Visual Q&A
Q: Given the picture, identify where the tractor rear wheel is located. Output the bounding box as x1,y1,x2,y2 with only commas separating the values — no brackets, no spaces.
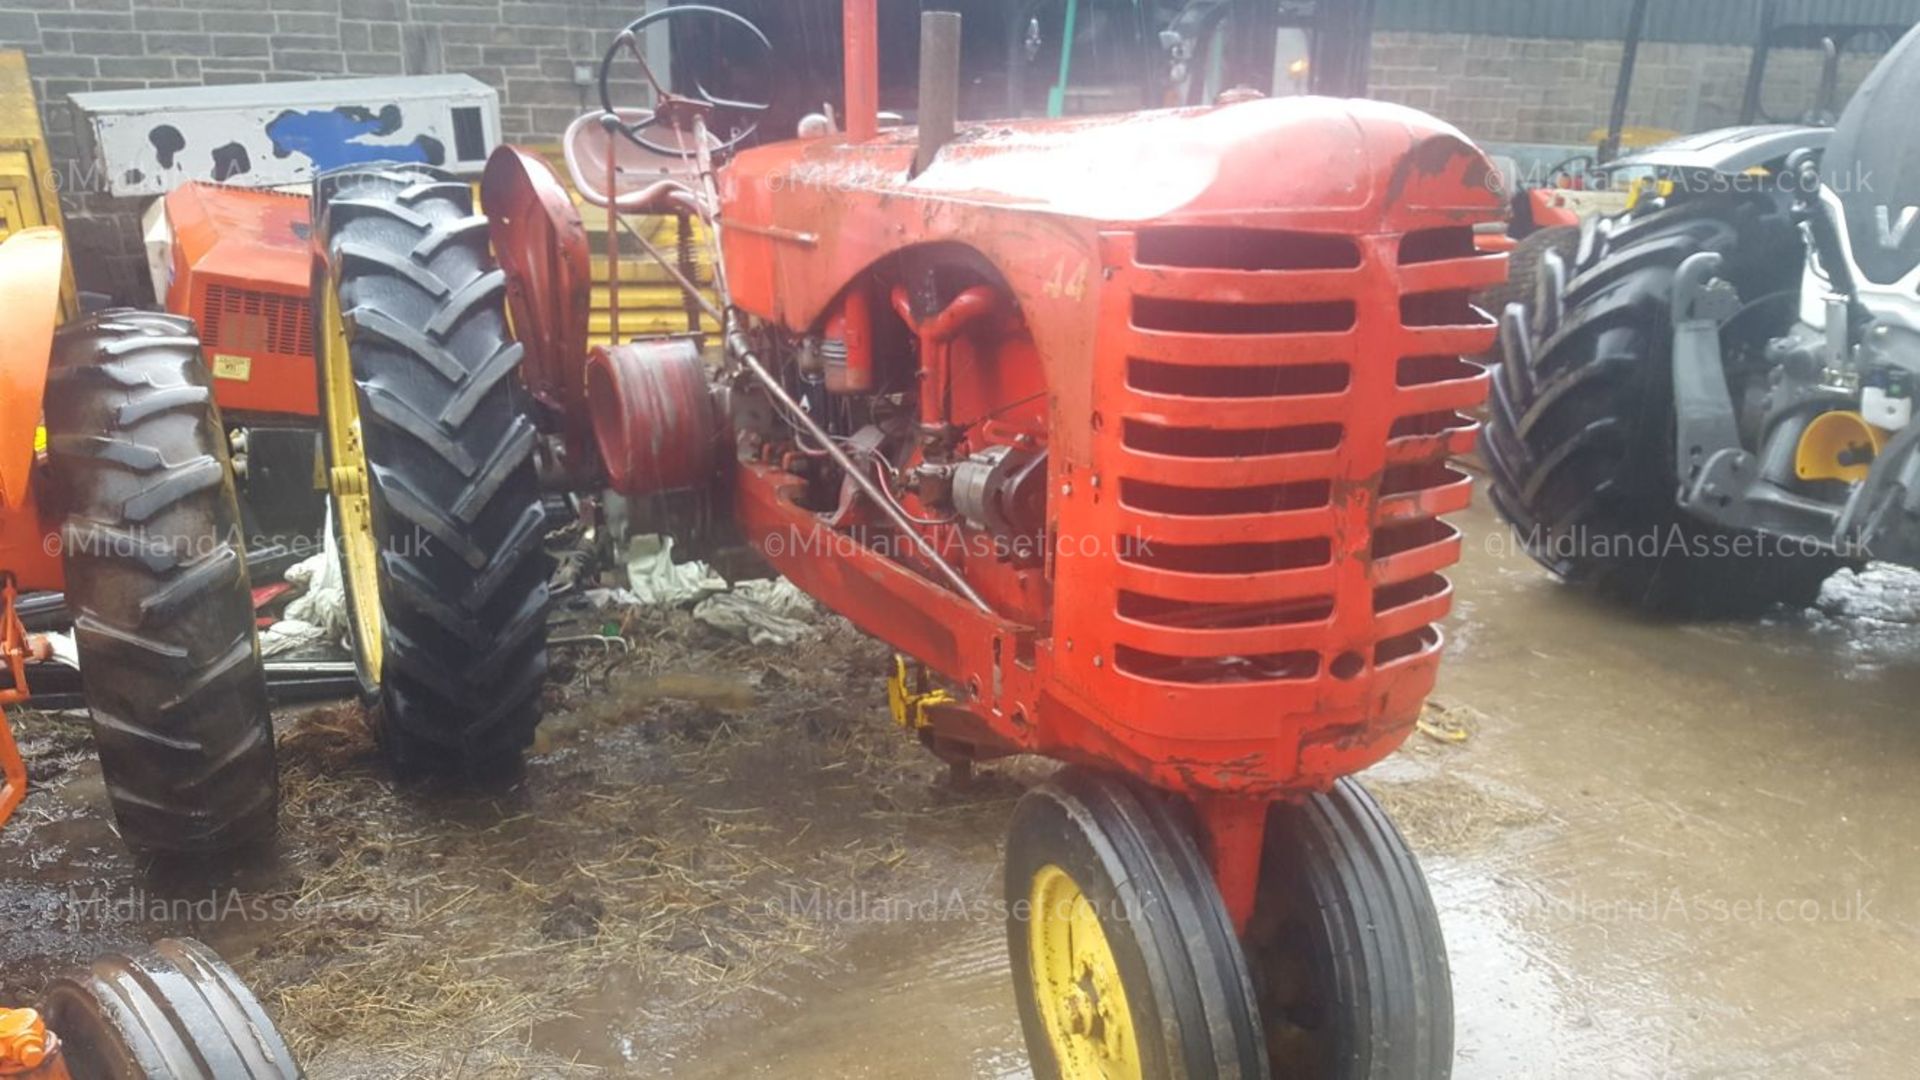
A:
1482,194,1842,616
42,311,277,855
40,937,297,1078
1475,224,1578,342
1245,778,1452,1079
313,165,550,777
1006,768,1268,1079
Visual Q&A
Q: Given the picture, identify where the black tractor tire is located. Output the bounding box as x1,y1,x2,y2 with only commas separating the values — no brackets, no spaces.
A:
1474,225,1579,348
42,311,277,856
313,165,550,776
1006,768,1268,1079
1246,778,1452,1080
40,937,298,1078
1482,194,1843,617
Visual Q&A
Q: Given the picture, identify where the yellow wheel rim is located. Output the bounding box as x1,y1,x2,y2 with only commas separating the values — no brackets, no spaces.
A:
1028,864,1143,1080
318,276,384,684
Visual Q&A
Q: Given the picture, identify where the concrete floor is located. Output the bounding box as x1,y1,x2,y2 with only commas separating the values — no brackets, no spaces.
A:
660,502,1920,1079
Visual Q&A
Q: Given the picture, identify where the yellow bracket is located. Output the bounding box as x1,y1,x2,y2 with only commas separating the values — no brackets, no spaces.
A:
1797,410,1887,484
887,656,953,731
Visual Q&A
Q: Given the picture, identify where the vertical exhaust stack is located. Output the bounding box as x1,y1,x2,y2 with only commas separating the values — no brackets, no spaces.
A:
844,0,879,141
915,11,963,175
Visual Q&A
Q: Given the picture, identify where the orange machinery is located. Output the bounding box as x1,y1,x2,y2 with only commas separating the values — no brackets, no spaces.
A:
161,183,318,418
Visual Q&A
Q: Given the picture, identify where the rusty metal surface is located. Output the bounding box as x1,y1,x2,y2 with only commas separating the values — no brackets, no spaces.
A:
721,96,1505,799
483,146,597,483
0,578,31,832
842,0,879,143
586,338,720,497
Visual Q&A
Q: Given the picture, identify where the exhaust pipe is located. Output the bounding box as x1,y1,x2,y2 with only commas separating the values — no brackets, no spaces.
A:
915,11,963,175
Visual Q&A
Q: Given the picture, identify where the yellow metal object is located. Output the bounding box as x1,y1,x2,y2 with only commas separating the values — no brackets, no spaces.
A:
1589,125,1682,152
1796,410,1887,483
0,1008,52,1072
583,219,722,344
887,656,954,730
318,279,384,684
1028,864,1143,1080
1624,176,1677,211
0,51,76,322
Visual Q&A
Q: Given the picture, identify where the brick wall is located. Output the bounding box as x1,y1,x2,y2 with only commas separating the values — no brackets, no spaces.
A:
1369,30,1882,146
2,0,639,300
0,10,1899,302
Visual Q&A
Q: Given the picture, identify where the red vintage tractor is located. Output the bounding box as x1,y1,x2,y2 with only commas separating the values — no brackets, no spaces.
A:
312,3,1503,1074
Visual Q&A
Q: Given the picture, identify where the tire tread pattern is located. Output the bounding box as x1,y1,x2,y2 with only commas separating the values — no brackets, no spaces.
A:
315,164,550,773
1481,194,1841,616
40,937,298,1078
43,311,277,855
1255,777,1452,1079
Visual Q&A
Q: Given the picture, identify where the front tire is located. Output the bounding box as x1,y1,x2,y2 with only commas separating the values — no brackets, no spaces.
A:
313,165,550,776
1482,194,1841,616
1006,769,1268,1079
43,312,277,855
1246,778,1452,1079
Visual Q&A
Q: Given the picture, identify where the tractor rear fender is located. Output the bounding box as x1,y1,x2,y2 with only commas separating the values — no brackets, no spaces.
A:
481,145,594,482
0,228,64,511
1613,123,1831,177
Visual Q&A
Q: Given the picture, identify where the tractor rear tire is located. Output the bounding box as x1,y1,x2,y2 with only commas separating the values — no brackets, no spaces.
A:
42,312,277,856
1474,225,1578,344
313,165,550,777
40,937,297,1078
1246,778,1452,1079
1482,195,1842,617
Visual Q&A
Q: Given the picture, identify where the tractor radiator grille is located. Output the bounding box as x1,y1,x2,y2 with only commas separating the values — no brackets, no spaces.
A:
201,283,314,360
1094,225,1500,687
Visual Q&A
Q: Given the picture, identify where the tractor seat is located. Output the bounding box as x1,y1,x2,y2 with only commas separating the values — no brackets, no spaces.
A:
563,109,716,214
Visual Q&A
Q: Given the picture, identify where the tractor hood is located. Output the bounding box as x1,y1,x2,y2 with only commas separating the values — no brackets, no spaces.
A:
719,95,1501,330
0,228,64,510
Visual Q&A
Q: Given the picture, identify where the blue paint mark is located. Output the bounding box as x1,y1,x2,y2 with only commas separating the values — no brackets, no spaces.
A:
266,106,444,170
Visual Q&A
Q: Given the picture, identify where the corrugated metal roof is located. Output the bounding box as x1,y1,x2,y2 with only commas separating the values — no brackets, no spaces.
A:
1374,0,1920,43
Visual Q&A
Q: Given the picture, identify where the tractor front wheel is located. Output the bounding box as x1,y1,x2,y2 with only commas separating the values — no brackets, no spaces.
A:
1245,778,1453,1078
1006,769,1268,1079
1006,772,1453,1079
39,937,297,1078
312,164,551,778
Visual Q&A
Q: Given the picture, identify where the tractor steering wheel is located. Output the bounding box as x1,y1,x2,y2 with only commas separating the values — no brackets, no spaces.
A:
1545,153,1598,188
597,4,772,158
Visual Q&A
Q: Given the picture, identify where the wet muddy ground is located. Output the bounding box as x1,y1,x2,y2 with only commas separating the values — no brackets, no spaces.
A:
4,501,1918,1077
